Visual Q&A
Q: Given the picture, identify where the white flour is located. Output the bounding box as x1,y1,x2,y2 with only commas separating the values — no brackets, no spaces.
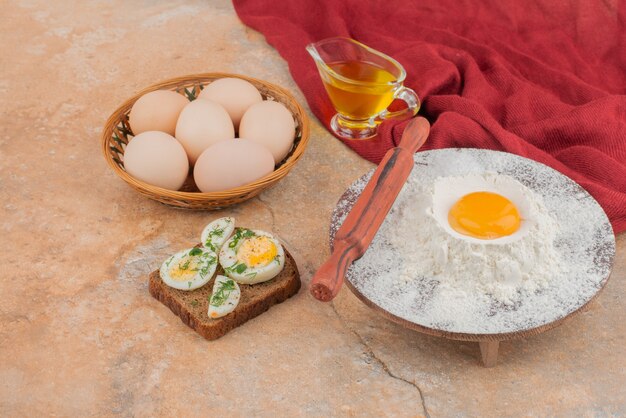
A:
392,173,561,305
331,149,615,334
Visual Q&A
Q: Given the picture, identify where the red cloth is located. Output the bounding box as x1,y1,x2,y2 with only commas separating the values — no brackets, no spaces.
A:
233,0,626,233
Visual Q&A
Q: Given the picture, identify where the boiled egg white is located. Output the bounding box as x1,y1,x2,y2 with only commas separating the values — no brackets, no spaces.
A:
160,247,217,290
208,275,241,319
431,173,533,245
219,228,285,284
201,217,236,252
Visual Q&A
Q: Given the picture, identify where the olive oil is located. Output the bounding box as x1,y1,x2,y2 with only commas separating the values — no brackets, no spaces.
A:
307,37,419,139
322,60,397,120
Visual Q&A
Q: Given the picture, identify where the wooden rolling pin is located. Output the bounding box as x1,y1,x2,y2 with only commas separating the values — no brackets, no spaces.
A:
310,117,431,302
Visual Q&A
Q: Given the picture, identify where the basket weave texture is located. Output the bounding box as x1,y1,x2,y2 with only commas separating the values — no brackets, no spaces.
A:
101,73,310,209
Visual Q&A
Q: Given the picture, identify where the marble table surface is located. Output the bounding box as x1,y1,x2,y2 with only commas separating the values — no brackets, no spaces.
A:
1,1,624,416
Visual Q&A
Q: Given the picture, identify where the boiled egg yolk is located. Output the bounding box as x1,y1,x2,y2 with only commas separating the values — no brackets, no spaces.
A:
169,256,200,281
236,236,277,267
448,192,521,239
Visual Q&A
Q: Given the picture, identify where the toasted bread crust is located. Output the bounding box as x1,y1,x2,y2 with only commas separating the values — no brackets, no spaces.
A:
149,248,300,340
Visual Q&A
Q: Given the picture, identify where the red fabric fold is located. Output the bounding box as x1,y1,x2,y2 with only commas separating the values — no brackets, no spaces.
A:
233,0,626,233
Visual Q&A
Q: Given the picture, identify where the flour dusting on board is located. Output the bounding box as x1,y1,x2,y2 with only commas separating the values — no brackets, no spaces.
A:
330,149,615,335
392,172,561,305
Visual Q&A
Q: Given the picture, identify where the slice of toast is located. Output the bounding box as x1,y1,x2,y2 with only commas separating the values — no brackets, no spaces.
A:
149,247,300,340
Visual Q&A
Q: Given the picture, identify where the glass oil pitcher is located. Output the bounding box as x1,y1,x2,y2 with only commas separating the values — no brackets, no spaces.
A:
306,37,420,140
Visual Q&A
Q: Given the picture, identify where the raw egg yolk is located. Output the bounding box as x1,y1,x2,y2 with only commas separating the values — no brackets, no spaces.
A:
448,192,521,239
236,236,277,267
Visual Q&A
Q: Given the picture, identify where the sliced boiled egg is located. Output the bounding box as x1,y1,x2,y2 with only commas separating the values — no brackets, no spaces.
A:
431,173,532,244
160,247,217,290
208,275,241,318
201,217,235,252
219,228,285,284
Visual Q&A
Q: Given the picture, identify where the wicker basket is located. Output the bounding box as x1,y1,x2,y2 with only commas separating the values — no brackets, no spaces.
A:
101,73,310,209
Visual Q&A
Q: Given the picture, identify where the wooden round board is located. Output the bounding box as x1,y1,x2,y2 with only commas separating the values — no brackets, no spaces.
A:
330,149,615,356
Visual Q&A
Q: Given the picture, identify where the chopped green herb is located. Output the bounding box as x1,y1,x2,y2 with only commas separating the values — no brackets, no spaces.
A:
210,227,224,237
189,247,203,256
179,258,191,270
188,281,192,288
204,227,226,251
228,228,256,248
200,251,214,260
184,87,196,101
190,300,199,307
199,255,217,278
224,262,248,275
210,279,237,307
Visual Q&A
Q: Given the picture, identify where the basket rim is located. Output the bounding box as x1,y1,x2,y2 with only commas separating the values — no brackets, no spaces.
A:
100,72,310,200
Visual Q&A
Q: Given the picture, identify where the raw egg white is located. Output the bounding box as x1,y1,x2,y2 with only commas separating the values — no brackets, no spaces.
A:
431,173,532,245
239,100,296,164
160,247,218,290
123,131,189,191
198,78,263,130
128,90,188,136
201,217,235,252
175,99,235,165
219,228,285,284
193,139,275,193
208,275,241,318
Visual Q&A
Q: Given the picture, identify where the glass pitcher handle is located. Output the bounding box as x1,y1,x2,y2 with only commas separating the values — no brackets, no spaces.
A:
378,86,420,122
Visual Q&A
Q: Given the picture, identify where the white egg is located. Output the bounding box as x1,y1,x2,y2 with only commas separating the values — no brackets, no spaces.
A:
208,275,241,319
129,90,188,136
200,217,235,252
123,131,189,191
239,100,296,164
160,247,217,290
198,78,263,130
193,138,275,193
431,173,533,245
175,99,235,165
219,228,285,284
